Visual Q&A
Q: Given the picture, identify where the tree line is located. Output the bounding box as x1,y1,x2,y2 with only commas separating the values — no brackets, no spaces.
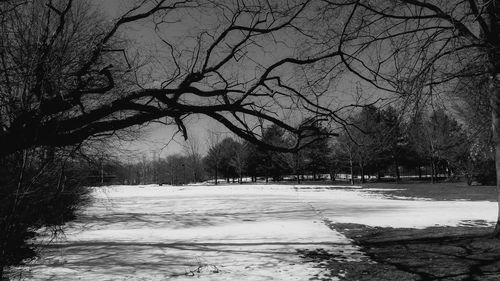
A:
102,105,493,186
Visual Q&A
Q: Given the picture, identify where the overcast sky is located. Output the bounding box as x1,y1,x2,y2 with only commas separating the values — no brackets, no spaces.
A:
88,0,378,161
89,0,224,159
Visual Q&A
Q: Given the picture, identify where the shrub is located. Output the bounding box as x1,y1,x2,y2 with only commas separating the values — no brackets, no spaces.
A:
0,148,92,279
473,159,496,186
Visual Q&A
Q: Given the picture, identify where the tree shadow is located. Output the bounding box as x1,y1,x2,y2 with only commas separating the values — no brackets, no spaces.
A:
20,240,354,280
330,223,500,280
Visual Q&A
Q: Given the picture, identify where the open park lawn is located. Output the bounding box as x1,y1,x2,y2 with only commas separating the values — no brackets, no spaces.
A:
307,182,500,280
358,181,497,202
8,182,500,280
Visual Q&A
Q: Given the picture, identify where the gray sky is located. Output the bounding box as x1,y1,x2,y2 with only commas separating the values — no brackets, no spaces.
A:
90,0,216,159
89,0,377,161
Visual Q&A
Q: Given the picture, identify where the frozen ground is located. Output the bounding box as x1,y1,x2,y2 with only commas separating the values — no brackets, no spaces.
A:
15,184,497,280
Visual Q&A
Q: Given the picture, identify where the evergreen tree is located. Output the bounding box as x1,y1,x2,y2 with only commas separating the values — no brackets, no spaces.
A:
301,124,332,180
259,125,292,182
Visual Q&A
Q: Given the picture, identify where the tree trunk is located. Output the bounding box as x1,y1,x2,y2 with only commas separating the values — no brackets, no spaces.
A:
295,153,300,184
265,167,268,183
430,159,435,184
215,168,218,185
360,163,365,184
490,75,500,236
349,157,354,185
100,160,104,186
330,171,336,182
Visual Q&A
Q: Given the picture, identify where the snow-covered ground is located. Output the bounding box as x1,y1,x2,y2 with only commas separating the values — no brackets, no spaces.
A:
15,184,497,280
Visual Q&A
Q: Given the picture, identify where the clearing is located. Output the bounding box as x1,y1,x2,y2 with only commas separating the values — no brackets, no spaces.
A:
10,183,498,280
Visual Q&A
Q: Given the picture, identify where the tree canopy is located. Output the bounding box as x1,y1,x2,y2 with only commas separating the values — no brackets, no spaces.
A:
0,0,349,158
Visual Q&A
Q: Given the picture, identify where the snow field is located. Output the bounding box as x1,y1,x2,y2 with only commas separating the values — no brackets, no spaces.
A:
19,184,497,280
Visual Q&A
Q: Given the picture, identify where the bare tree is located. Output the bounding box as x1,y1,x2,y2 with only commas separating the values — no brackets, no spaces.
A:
315,0,500,235
183,136,203,182
204,131,223,184
229,137,247,184
0,5,357,265
0,0,351,160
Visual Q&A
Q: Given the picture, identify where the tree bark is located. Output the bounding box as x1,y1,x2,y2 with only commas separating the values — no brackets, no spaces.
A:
490,76,500,236
485,0,500,236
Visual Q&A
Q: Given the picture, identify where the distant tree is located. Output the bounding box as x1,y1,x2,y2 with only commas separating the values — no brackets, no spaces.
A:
409,109,469,183
327,139,343,182
333,105,413,183
291,150,304,183
157,154,189,185
204,132,223,184
287,120,332,182
243,142,261,182
218,137,240,183
349,106,383,183
378,106,407,182
183,137,204,183
229,139,247,184
301,124,332,180
332,132,356,184
203,136,246,183
259,125,292,182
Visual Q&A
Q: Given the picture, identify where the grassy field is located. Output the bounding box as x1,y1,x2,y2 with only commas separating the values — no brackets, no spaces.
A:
233,180,497,201
284,180,497,201
359,182,497,202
